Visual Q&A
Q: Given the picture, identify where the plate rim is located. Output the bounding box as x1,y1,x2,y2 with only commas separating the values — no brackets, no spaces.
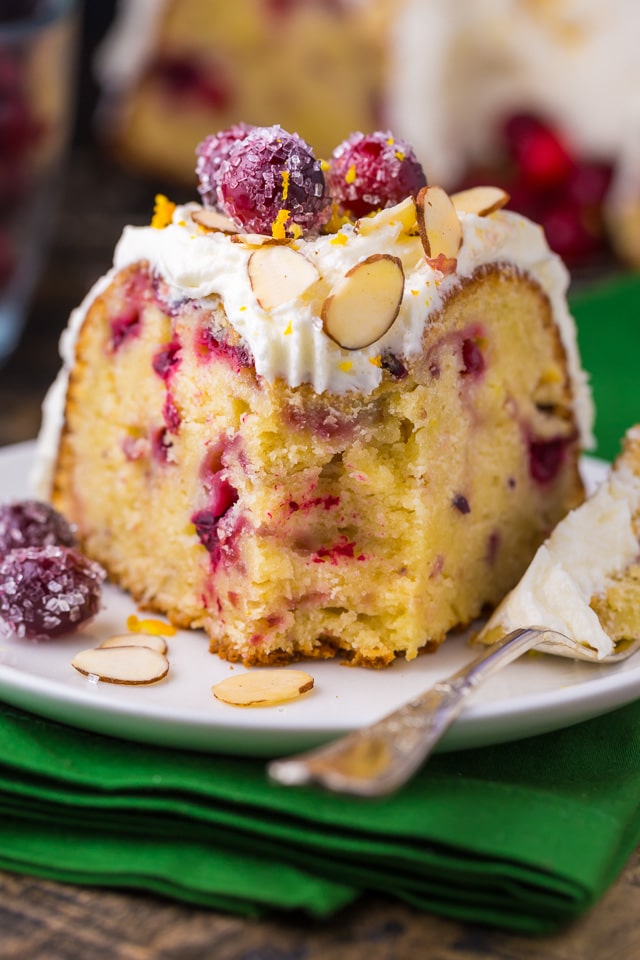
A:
1,441,638,758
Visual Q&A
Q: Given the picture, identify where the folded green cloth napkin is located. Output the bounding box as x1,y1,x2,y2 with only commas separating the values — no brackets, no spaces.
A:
571,270,640,461
3,696,640,934
1,273,640,934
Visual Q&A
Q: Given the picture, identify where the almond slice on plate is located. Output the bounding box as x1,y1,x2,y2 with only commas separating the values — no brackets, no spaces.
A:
450,185,510,217
191,209,240,233
212,669,314,706
322,254,404,350
248,245,319,310
356,196,418,236
416,185,463,259
99,633,168,655
71,646,169,685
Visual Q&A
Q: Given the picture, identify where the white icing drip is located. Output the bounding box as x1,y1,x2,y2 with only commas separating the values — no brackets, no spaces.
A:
483,454,640,657
34,201,594,494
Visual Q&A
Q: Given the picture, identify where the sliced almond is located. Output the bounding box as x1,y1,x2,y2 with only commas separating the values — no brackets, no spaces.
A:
450,185,510,217
71,646,169,685
248,245,319,310
99,633,168,655
322,254,404,350
232,233,289,247
191,209,240,233
416,185,463,260
212,669,314,706
356,196,418,236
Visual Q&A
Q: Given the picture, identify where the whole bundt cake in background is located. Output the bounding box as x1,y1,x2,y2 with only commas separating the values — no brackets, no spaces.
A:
36,124,592,666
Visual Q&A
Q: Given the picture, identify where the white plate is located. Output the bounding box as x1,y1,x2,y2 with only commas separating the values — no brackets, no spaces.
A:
0,441,637,758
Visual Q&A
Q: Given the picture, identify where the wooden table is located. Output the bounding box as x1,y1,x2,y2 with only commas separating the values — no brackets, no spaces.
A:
1,147,639,960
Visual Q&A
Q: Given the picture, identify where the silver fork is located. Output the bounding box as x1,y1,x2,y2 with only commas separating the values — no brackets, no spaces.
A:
268,627,640,797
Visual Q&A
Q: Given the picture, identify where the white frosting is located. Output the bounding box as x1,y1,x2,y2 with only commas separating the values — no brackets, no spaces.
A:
484,451,640,657
34,200,594,494
388,0,640,186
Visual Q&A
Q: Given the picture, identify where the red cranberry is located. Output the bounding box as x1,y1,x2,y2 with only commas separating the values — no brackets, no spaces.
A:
162,394,182,433
0,232,15,291
503,114,575,190
461,338,485,376
328,130,427,219
196,324,253,370
152,340,181,380
154,56,232,112
0,545,105,640
217,125,331,236
110,307,141,352
452,494,471,514
196,123,254,209
567,161,613,209
380,352,408,379
539,202,600,264
0,500,76,560
529,437,569,484
191,489,238,563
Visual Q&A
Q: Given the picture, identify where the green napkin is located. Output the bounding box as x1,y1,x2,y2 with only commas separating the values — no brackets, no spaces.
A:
1,273,640,933
571,272,640,461
2,696,640,934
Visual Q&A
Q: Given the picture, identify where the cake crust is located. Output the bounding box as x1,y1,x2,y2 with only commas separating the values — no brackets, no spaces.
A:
51,258,584,667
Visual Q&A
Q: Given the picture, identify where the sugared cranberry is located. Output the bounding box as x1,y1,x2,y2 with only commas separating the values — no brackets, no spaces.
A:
529,437,569,484
328,130,427,219
196,123,254,209
503,114,575,190
0,545,105,640
216,124,331,236
0,500,76,560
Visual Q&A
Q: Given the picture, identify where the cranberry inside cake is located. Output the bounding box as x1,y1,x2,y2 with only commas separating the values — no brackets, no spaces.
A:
50,255,584,666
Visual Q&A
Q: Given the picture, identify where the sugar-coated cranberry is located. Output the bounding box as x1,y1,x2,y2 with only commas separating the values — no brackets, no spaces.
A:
0,545,105,640
328,130,427,219
0,500,76,560
216,124,331,236
196,123,254,208
503,114,575,189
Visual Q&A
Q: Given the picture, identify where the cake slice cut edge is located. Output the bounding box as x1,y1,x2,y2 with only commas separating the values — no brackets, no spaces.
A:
479,426,640,659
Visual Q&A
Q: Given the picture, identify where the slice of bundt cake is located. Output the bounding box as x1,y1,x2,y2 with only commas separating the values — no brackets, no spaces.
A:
36,126,592,667
479,426,640,657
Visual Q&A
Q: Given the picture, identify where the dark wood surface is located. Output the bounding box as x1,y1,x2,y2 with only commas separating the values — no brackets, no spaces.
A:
1,147,639,959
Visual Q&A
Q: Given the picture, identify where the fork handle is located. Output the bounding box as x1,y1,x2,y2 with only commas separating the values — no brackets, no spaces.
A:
268,627,546,797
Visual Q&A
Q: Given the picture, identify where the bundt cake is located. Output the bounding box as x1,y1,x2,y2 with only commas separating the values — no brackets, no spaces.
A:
480,426,640,657
36,125,593,667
